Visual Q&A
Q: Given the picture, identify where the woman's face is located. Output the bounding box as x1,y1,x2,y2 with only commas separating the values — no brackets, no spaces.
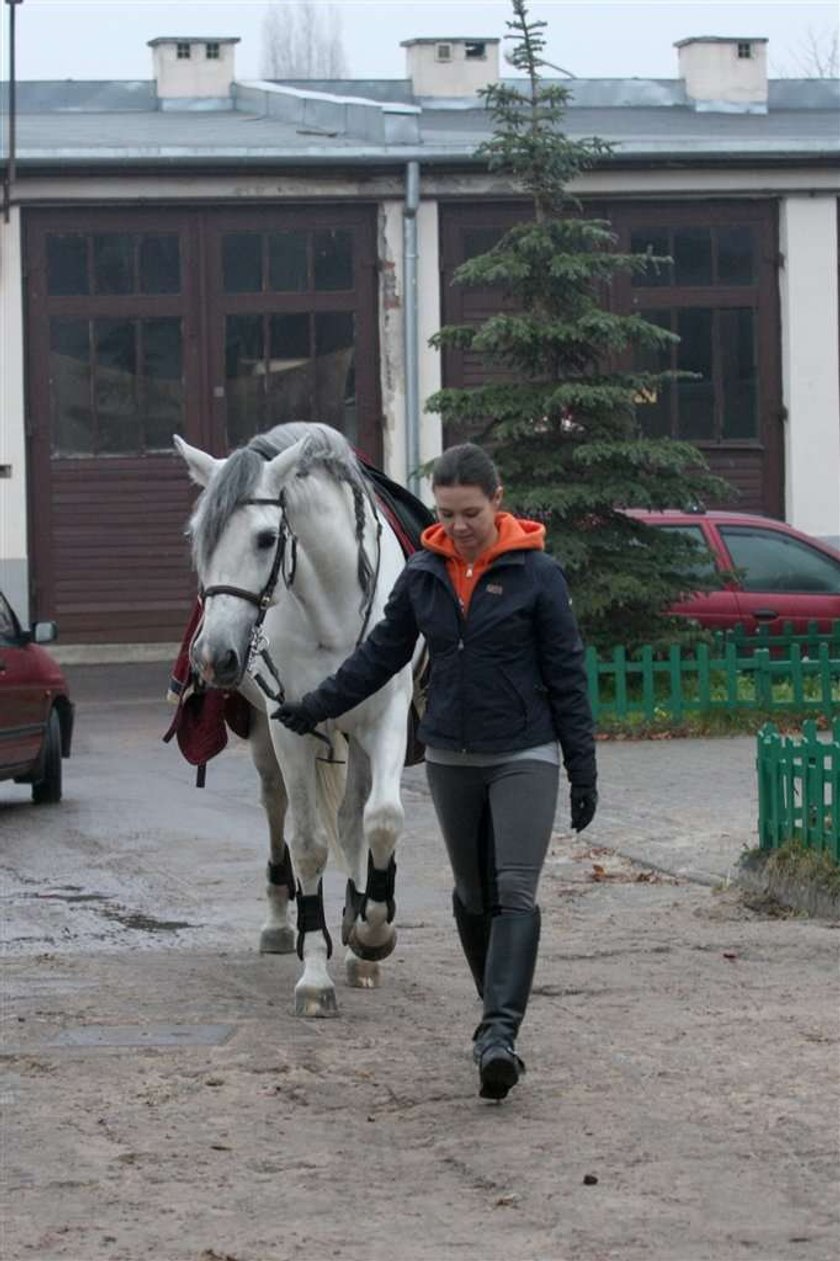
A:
433,482,503,561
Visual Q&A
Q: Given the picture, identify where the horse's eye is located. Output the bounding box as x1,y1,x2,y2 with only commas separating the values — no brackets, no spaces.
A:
256,530,276,551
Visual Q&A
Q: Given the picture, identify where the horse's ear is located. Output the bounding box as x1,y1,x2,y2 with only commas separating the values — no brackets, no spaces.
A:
173,435,225,488
264,438,308,490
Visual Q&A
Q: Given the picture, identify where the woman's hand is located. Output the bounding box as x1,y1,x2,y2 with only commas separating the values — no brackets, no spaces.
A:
273,699,320,735
570,784,598,832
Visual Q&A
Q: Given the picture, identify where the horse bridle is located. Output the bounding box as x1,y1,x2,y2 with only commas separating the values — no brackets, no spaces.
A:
196,477,382,758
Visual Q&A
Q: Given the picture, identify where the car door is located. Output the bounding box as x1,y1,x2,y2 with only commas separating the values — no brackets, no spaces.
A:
0,593,47,774
716,525,840,633
654,523,743,631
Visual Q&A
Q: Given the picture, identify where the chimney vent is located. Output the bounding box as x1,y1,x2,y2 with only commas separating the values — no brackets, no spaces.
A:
676,36,768,113
148,36,240,108
402,37,500,97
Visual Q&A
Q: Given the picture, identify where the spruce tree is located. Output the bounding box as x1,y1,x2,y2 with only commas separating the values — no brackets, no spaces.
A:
426,0,732,651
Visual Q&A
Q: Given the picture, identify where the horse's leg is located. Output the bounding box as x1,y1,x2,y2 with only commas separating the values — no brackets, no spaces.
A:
338,738,381,989
345,700,408,963
279,740,342,1017
248,705,295,955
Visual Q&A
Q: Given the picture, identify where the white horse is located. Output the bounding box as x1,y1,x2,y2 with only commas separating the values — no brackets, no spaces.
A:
175,423,415,1017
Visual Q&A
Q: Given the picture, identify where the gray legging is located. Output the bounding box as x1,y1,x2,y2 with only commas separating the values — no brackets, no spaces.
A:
425,760,560,916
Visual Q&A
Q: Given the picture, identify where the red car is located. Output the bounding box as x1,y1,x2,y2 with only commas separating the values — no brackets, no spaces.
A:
628,510,840,633
0,590,74,803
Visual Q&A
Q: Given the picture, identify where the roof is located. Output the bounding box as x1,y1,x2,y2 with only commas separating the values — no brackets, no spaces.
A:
147,37,240,46
1,74,837,171
673,36,768,47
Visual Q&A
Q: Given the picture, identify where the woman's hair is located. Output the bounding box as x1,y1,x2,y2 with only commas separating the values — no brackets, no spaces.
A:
430,443,500,498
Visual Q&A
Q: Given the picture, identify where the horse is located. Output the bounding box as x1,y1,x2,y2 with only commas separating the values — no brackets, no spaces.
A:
174,423,416,1017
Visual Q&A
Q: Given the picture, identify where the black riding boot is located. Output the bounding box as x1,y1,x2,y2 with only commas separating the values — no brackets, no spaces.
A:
473,907,541,1101
452,890,490,999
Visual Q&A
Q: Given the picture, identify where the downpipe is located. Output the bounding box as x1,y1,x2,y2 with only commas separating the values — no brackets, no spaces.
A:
403,160,421,497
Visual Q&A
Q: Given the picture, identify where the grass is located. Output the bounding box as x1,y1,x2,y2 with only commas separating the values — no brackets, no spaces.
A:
743,841,840,898
596,708,836,741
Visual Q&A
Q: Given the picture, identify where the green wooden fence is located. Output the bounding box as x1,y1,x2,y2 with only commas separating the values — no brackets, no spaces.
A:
711,621,840,657
586,639,840,721
757,719,840,861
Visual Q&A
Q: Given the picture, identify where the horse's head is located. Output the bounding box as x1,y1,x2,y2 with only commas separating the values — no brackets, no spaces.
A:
175,434,306,688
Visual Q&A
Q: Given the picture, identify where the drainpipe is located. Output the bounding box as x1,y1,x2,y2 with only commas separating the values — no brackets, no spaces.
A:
403,160,421,496
3,1,24,224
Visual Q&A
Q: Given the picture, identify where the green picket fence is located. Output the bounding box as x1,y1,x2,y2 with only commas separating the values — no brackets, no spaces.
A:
756,719,840,861
711,620,840,657
586,640,840,721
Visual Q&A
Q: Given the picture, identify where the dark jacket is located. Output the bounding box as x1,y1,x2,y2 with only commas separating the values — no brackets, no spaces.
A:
302,547,597,786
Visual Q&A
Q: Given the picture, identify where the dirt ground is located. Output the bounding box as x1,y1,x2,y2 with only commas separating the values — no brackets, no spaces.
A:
2,672,839,1261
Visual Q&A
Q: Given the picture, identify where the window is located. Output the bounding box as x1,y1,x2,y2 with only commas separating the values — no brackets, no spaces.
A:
46,232,181,297
654,525,718,579
49,316,184,456
0,593,21,645
176,42,191,60
635,307,758,442
720,528,840,594
465,42,487,60
221,229,353,294
436,44,452,62
737,42,752,60
206,42,220,60
632,224,755,288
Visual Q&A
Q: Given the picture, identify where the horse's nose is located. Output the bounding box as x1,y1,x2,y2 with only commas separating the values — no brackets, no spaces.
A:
213,648,241,687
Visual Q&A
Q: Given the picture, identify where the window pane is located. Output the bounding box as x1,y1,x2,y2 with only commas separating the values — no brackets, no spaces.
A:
676,308,714,440
222,233,263,293
94,319,137,453
463,227,505,261
139,235,181,294
631,229,671,288
721,528,840,594
720,308,757,439
46,234,89,296
313,229,353,291
93,234,135,295
717,226,754,285
635,309,672,437
268,231,308,291
674,228,713,286
142,318,184,449
225,314,265,446
656,524,718,579
314,312,356,439
49,318,92,455
266,314,313,425
0,593,19,643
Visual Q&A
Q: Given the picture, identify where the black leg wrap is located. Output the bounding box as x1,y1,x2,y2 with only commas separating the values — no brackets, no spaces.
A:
267,846,295,900
295,879,333,962
341,878,366,946
363,852,396,924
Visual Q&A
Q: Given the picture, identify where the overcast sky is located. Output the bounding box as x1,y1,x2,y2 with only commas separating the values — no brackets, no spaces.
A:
2,0,838,81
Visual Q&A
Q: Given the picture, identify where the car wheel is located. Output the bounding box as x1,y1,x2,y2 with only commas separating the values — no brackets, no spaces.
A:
32,709,62,805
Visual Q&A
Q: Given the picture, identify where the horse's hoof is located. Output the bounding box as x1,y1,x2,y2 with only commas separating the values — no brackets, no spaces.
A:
348,922,397,963
345,956,382,989
294,984,339,1018
259,926,296,955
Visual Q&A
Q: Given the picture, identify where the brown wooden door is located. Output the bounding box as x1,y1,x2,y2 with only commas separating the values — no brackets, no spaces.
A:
438,199,783,518
24,205,381,642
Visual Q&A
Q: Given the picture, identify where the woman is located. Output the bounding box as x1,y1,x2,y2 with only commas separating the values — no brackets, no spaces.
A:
276,443,597,1101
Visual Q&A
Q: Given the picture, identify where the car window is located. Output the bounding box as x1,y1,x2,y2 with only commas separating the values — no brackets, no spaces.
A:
0,592,22,645
719,527,840,594
653,524,718,578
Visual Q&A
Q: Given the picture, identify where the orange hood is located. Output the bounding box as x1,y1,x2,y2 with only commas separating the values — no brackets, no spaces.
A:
421,512,545,562
421,513,545,615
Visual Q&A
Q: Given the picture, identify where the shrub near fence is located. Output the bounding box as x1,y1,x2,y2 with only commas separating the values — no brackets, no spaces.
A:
757,719,840,862
586,634,840,722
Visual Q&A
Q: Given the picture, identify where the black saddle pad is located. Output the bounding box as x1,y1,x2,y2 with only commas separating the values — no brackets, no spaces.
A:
357,457,435,555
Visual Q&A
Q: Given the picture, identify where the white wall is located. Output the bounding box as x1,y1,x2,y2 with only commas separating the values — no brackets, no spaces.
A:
779,196,840,547
0,208,29,616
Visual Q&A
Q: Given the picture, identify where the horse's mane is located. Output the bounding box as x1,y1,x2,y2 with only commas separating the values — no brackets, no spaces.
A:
189,423,370,584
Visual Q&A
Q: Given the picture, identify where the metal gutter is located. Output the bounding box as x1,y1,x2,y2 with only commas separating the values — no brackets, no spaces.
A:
403,160,420,496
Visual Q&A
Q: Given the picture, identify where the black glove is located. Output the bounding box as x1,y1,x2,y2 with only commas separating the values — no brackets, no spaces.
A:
273,697,321,736
570,785,598,832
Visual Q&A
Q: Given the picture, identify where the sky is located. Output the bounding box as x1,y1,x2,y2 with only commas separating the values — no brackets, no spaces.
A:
1,0,838,82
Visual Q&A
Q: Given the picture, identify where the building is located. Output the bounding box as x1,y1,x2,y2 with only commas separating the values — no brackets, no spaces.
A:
0,33,838,648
